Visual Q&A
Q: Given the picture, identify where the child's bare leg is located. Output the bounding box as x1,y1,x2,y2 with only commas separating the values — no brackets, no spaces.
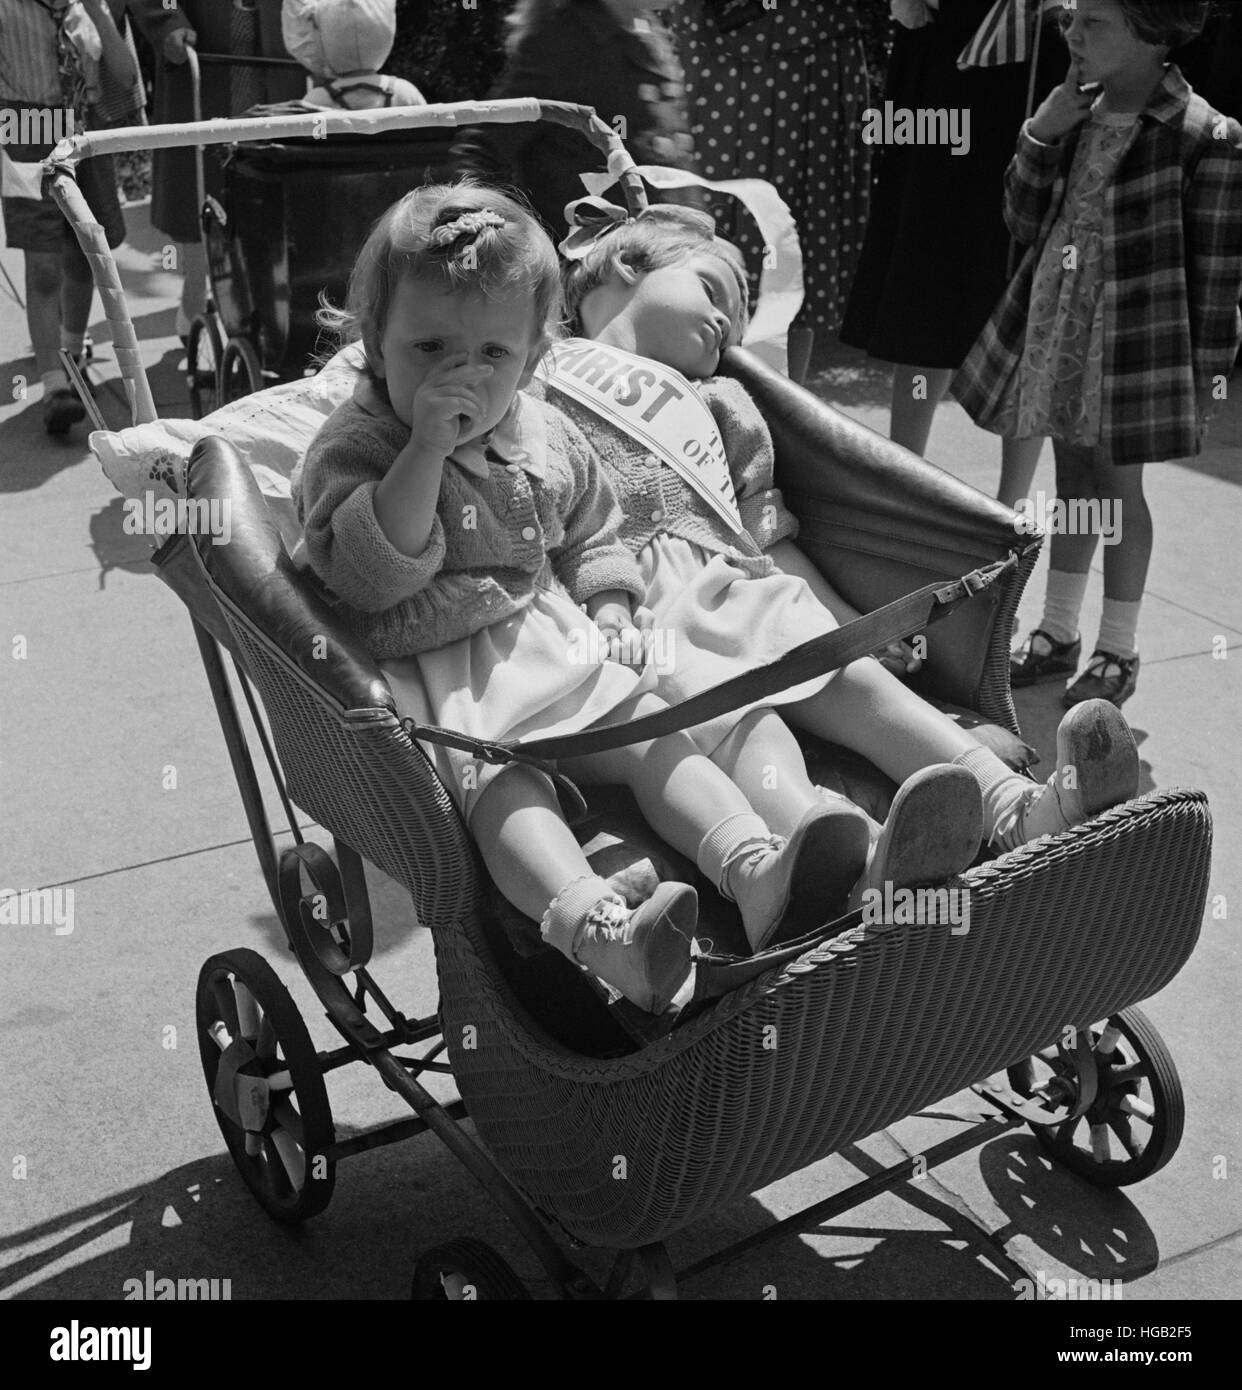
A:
24,251,64,383
783,658,1136,851
890,364,952,454
997,435,1045,509
469,765,600,920
469,765,694,1012
707,708,824,836
560,694,867,950
1097,459,1150,604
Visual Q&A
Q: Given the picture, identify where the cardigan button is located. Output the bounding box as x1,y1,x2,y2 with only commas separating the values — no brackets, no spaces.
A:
521,526,537,541
643,453,658,466
650,509,664,523
506,463,521,474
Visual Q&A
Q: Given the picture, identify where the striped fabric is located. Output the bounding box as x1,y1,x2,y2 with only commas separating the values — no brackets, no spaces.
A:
957,0,1042,70
0,0,64,104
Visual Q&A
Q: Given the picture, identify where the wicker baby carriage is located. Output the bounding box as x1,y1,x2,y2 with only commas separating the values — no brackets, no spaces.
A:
50,102,1210,1299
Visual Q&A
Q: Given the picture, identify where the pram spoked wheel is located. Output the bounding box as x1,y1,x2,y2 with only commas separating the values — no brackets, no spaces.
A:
186,314,223,420
411,1238,531,1300
1006,1006,1183,1187
196,947,336,1222
220,336,264,406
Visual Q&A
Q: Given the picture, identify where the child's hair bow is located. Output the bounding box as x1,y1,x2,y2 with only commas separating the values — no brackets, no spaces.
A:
558,195,718,261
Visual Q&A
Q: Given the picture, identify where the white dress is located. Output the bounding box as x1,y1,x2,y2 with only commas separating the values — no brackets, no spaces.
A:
639,535,840,755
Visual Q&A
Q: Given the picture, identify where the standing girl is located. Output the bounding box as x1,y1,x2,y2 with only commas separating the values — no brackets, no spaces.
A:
294,182,878,1015
954,0,1242,707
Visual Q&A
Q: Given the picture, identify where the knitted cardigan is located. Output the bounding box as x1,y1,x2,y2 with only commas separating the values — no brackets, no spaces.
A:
533,372,799,574
292,383,645,660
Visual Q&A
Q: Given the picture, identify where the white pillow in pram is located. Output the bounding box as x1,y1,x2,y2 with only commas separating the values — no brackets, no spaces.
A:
90,343,365,555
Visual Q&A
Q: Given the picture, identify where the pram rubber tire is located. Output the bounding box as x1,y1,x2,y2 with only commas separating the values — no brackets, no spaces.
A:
411,1239,531,1301
187,314,224,420
196,947,336,1223
1007,1006,1183,1187
220,335,263,406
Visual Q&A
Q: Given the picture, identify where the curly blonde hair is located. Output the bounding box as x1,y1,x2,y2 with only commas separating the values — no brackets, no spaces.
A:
318,180,564,371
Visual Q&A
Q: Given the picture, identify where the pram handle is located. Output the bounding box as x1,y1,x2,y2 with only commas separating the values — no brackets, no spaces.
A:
42,99,646,426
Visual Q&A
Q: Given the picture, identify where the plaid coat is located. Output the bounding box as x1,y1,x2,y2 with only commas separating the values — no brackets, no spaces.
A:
954,66,1242,466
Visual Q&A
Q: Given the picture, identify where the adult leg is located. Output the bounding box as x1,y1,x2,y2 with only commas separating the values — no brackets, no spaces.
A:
890,364,952,454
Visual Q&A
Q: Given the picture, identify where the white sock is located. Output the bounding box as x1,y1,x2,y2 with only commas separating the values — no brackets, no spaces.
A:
540,874,619,958
952,745,1042,851
696,812,773,899
41,368,69,395
1038,569,1090,646
60,328,85,358
1096,599,1141,660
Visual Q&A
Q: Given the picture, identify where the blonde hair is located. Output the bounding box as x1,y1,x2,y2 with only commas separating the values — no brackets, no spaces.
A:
562,204,750,337
317,181,564,369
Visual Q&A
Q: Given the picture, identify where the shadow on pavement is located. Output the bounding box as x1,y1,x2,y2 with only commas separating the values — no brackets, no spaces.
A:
0,1117,1158,1300
978,1134,1161,1283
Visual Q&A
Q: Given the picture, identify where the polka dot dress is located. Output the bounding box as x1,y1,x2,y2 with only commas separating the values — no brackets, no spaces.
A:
671,1,873,340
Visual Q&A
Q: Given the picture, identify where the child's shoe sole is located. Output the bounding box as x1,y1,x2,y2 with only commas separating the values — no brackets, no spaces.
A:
1056,699,1139,819
848,765,983,914
751,803,873,953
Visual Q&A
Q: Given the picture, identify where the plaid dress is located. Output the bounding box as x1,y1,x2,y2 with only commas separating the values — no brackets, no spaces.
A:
954,66,1242,466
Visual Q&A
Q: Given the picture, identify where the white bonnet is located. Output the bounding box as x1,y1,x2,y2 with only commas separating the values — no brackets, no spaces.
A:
282,0,398,79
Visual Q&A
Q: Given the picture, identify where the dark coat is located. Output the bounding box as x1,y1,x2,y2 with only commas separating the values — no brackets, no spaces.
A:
450,0,697,238
126,0,303,239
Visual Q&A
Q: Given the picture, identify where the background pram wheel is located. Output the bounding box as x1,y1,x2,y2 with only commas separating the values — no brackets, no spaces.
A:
410,1239,531,1301
187,314,223,420
196,948,336,1222
220,335,264,406
1007,1006,1184,1187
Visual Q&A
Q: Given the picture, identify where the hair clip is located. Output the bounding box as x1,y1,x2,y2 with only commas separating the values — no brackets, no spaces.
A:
431,209,506,247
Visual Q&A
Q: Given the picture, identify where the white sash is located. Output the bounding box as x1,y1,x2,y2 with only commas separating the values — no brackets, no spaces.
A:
540,338,746,536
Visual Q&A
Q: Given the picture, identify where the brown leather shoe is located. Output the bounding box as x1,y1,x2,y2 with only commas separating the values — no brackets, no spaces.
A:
1010,628,1081,686
1063,651,1140,708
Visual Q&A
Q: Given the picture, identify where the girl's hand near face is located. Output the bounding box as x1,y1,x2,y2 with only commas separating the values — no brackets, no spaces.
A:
374,357,493,559
1029,60,1097,144
408,356,495,460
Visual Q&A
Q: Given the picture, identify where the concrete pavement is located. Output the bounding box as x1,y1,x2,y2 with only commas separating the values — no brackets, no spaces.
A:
1,198,1238,1302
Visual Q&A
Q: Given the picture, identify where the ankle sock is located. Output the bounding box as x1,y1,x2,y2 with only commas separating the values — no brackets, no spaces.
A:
1096,598,1141,660
41,368,69,396
60,329,85,358
540,874,621,959
952,745,1041,852
696,812,773,899
1039,569,1090,646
